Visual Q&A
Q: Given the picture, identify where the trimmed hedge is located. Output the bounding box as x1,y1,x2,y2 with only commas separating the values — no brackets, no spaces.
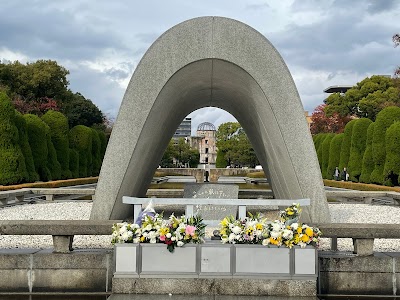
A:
339,119,357,170
348,118,372,182
45,123,62,180
15,111,39,182
327,133,344,180
98,130,107,160
370,106,400,184
69,148,80,178
0,92,28,185
360,122,375,183
321,133,335,178
24,114,51,181
383,122,400,186
90,128,101,176
69,125,93,177
315,134,328,171
42,110,71,179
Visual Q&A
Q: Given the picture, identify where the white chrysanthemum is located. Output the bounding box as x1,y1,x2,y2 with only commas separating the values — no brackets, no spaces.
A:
232,226,242,234
121,231,130,241
229,233,236,242
145,224,152,231
120,225,127,234
262,239,270,246
149,238,157,244
143,232,148,238
148,231,157,239
155,225,160,230
302,224,309,229
256,230,263,237
271,223,280,232
171,237,176,241
290,223,299,230
271,231,280,239
166,233,172,238
177,241,184,247
133,237,140,243
136,229,142,235
221,237,229,244
282,229,293,239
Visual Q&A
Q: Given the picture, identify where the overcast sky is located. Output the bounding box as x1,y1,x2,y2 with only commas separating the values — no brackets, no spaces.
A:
0,0,398,134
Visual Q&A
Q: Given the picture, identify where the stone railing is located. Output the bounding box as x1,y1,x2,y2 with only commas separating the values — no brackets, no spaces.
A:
326,190,400,205
0,220,120,253
0,219,399,257
312,223,400,256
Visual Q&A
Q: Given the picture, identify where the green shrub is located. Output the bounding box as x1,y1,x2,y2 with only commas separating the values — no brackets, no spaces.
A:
339,119,357,170
15,111,39,182
370,107,400,184
97,130,107,160
0,92,28,185
360,122,375,183
45,123,62,180
24,114,51,181
383,122,400,186
348,118,373,182
69,148,79,178
321,133,335,178
42,110,71,179
69,125,93,177
315,134,328,171
90,128,101,176
327,133,344,180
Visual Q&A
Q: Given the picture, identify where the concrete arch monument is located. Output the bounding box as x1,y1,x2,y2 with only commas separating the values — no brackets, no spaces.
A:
91,17,330,223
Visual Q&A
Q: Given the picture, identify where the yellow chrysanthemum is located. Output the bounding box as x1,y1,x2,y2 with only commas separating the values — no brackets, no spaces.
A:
140,236,145,242
287,211,294,216
256,223,263,230
297,227,302,234
293,234,300,244
305,227,313,237
301,234,310,243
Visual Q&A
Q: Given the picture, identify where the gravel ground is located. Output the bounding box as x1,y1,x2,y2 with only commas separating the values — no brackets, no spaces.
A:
0,202,399,252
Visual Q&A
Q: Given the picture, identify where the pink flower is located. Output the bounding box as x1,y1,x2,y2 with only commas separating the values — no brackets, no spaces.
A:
159,235,166,241
185,225,196,236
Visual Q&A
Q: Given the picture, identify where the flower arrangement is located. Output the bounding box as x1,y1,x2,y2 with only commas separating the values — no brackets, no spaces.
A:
111,213,206,253
219,204,321,248
280,203,301,225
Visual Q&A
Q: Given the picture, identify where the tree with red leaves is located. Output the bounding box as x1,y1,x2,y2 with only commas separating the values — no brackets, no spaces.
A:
12,96,59,116
310,104,352,135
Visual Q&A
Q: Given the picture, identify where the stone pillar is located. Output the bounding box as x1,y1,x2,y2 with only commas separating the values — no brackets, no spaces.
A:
53,235,74,253
353,238,374,256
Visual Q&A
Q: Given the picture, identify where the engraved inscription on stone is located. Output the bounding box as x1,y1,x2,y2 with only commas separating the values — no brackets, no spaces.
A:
183,183,239,222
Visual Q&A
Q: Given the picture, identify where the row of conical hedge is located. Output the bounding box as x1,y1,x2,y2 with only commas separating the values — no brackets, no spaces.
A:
314,106,400,186
0,91,106,185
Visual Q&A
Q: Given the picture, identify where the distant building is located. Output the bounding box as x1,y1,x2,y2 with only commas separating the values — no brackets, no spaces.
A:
173,117,191,140
190,122,217,168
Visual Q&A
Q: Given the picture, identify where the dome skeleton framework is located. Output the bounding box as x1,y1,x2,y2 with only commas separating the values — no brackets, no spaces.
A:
197,122,216,131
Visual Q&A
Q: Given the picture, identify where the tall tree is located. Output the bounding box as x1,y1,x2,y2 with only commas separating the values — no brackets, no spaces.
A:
216,122,258,167
325,75,400,121
61,92,104,128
